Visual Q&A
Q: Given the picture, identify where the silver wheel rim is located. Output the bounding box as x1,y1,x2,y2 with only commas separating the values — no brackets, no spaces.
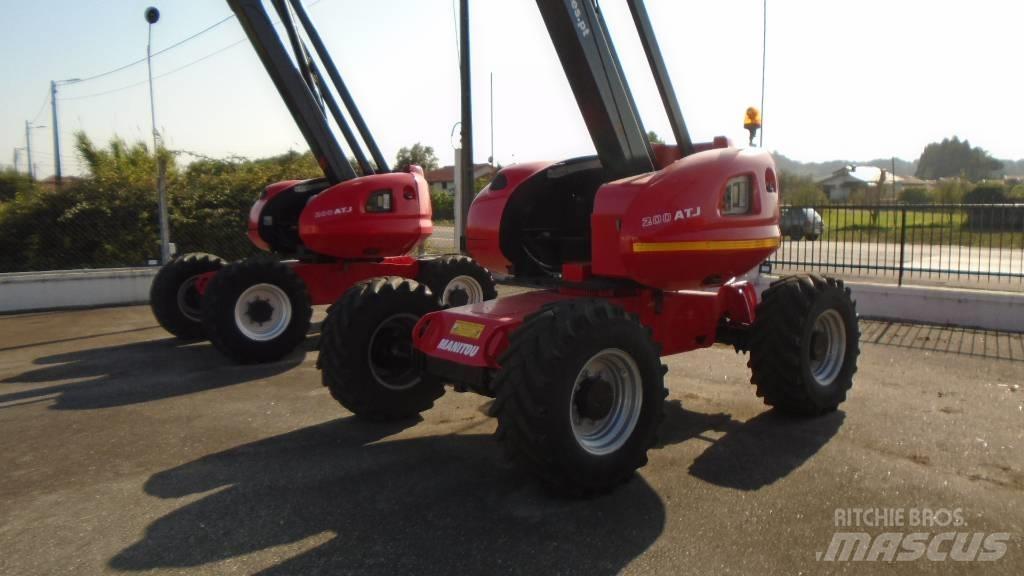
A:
368,313,421,391
441,275,484,307
809,309,846,387
176,275,203,322
233,283,292,342
570,348,643,456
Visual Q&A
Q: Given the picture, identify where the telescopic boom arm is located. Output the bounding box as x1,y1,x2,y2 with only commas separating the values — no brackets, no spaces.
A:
228,0,390,183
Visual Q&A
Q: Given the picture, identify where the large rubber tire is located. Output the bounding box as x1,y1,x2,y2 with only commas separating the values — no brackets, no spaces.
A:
200,258,312,364
490,300,667,497
149,252,224,339
788,227,803,241
318,277,444,421
417,255,498,307
748,274,860,416
805,233,820,241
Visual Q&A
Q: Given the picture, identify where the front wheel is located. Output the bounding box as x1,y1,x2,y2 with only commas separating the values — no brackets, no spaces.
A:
748,274,859,415
200,258,312,363
318,277,443,420
490,300,666,497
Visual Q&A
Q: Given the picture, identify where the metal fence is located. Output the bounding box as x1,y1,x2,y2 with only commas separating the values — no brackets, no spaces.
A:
767,203,1024,289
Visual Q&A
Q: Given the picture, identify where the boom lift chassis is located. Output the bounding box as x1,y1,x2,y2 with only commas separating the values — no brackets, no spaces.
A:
149,0,497,364
315,0,860,496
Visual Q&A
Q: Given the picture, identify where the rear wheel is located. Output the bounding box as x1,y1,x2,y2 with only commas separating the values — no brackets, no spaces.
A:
490,300,666,497
150,253,224,339
805,233,820,241
788,227,803,241
417,255,497,307
201,258,312,363
318,277,443,420
748,274,859,415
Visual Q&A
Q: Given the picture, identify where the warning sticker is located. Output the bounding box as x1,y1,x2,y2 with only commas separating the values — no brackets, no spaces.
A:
449,320,485,340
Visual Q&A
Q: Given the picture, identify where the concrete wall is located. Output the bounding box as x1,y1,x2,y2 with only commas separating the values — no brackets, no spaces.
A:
0,268,157,314
756,275,1024,333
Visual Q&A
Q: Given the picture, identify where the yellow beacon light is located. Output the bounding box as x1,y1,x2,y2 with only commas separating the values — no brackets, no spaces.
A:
744,107,762,146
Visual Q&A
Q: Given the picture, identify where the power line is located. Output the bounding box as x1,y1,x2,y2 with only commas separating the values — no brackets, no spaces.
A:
31,91,50,123
60,37,250,101
58,0,328,102
73,13,236,84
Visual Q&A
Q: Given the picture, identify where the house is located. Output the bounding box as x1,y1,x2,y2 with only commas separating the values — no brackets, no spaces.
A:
817,165,931,202
425,164,497,194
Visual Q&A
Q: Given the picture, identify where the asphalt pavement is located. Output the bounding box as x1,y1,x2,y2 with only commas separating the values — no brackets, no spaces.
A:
0,296,1022,575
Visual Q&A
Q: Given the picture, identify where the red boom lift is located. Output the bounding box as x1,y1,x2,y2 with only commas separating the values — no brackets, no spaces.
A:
149,0,496,363
318,0,860,496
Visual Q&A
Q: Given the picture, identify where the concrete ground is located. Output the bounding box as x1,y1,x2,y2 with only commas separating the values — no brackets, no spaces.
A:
1,295,1022,575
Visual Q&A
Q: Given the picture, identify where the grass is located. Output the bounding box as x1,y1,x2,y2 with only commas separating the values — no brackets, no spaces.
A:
811,208,1024,249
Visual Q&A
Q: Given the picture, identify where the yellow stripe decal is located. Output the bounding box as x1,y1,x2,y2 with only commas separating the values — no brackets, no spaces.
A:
632,237,780,253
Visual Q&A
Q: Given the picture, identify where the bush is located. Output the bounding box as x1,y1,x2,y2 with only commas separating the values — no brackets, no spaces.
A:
963,181,1007,204
932,179,969,204
0,169,34,202
898,187,931,204
779,171,828,206
430,190,454,220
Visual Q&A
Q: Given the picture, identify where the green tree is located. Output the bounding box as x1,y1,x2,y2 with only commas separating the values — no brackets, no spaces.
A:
394,143,439,172
779,171,828,206
1010,184,1024,201
915,137,1003,181
647,130,664,145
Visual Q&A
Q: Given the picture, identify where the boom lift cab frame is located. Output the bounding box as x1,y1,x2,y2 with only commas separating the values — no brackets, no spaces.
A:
318,0,859,496
148,0,496,363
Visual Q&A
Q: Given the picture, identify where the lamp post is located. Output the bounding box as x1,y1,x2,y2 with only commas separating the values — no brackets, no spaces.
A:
145,6,171,264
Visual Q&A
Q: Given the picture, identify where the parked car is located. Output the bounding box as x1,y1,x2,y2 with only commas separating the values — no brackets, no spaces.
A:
780,207,825,241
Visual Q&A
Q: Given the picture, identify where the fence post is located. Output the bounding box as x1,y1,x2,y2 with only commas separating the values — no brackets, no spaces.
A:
897,206,907,287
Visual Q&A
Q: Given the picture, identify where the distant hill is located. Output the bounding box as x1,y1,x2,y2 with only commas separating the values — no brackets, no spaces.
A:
774,153,1024,181
772,153,919,180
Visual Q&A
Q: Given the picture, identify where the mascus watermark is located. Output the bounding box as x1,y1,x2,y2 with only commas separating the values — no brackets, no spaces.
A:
817,508,1011,562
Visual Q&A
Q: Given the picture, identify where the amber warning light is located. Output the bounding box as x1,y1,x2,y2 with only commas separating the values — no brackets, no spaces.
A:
744,107,762,146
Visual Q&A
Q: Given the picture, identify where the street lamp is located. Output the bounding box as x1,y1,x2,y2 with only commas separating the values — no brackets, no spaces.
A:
145,6,171,264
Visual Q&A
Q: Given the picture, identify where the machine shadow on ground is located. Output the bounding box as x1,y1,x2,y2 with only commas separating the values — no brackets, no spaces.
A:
0,336,308,411
110,399,845,574
109,416,667,575
655,400,845,491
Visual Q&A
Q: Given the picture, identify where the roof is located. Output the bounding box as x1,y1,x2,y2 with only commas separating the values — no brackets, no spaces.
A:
820,165,882,184
424,163,496,184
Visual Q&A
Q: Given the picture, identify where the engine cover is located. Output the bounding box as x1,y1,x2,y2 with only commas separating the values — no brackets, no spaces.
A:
297,168,432,259
591,147,780,290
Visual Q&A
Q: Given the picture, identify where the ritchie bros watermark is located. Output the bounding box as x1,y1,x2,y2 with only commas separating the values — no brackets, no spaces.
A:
816,508,1011,563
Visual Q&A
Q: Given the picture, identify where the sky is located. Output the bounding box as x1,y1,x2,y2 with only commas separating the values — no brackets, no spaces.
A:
2,0,1023,179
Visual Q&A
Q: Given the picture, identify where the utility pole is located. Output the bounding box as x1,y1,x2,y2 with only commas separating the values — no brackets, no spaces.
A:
25,121,34,180
51,81,61,186
146,6,171,264
457,0,473,253
49,78,80,187
489,72,494,166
